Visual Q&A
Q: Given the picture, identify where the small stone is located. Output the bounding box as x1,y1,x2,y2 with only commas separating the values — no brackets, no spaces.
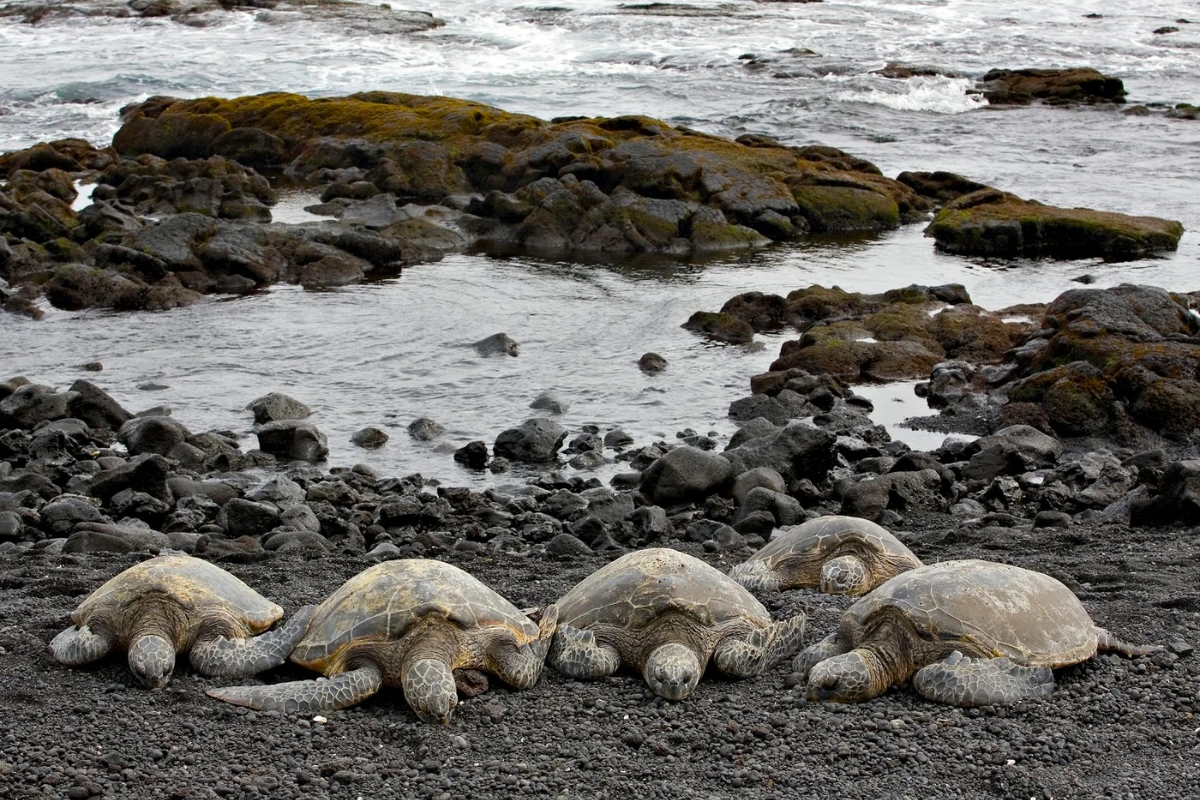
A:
454,441,489,469
351,427,389,449
408,417,444,441
313,715,327,724
638,352,667,373
1168,640,1194,657
81,362,103,372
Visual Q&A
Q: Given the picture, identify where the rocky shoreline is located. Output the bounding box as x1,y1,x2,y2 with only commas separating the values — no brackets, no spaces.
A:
2,277,1199,796
0,91,1186,317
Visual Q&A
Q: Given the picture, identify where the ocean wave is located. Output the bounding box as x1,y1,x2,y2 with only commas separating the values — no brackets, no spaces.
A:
832,75,985,115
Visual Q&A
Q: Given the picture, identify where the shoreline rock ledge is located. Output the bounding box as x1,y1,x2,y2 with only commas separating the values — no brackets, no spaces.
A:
0,93,1186,316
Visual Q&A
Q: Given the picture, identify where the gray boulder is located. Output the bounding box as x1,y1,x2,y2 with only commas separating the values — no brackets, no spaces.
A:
246,476,306,509
726,417,782,451
66,380,132,430
217,498,281,538
841,469,945,522
494,418,566,463
90,454,173,503
0,384,69,429
736,486,804,528
964,424,1062,480
408,417,444,440
638,446,734,507
732,467,786,505
63,523,169,553
256,420,329,462
246,392,311,424
40,495,106,537
722,422,838,483
119,415,191,456
351,427,389,448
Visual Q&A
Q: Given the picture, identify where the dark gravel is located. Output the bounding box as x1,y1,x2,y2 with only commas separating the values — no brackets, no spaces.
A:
1,512,1196,800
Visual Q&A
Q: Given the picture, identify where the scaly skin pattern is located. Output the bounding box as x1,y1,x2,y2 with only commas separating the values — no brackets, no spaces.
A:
208,565,556,723
189,605,317,677
802,559,1159,706
912,651,1055,706
50,555,288,687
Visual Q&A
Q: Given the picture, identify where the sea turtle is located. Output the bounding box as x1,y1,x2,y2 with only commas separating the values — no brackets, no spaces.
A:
796,559,1161,707
207,559,558,724
50,555,315,689
728,515,922,596
549,548,806,700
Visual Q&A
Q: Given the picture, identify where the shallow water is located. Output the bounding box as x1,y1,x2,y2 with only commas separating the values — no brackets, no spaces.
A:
2,1,1198,482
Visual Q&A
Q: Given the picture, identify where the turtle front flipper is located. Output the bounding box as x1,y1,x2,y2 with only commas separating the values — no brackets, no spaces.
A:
792,632,846,680
912,651,1055,707
50,624,111,666
492,604,559,690
548,623,620,680
190,605,317,678
713,612,807,677
207,664,383,714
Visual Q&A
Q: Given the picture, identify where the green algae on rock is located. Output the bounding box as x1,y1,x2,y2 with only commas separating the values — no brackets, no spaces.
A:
924,190,1184,260
110,91,928,253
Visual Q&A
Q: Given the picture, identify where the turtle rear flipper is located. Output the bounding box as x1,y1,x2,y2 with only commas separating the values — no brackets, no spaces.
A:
50,625,111,666
1095,628,1163,657
549,624,620,680
912,651,1055,707
207,664,383,714
713,613,807,677
191,605,317,677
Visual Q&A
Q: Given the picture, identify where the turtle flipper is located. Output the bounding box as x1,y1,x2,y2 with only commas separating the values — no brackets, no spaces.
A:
190,605,317,677
492,604,559,690
50,625,111,666
549,623,620,680
713,613,807,677
207,665,383,714
792,632,846,680
1095,628,1163,657
912,651,1055,707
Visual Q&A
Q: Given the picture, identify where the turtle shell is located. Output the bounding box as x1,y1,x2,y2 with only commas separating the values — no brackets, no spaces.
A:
745,515,918,570
555,548,770,631
848,559,1098,667
73,554,282,632
292,559,538,671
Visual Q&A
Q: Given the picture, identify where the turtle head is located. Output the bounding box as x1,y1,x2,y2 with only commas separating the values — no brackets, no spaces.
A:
805,648,887,703
128,634,176,689
820,555,870,596
403,658,457,725
643,643,701,701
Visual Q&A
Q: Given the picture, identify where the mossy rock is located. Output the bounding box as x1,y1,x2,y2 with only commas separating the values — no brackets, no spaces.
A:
980,68,1126,106
44,264,146,311
720,291,795,332
928,305,1030,363
790,184,900,233
113,112,232,160
1129,378,1200,441
682,311,754,344
926,193,1183,260
784,285,873,326
1008,361,1116,437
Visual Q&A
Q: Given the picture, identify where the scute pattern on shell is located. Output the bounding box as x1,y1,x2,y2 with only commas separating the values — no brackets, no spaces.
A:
292,559,540,671
555,548,770,630
73,555,282,631
747,515,918,567
852,559,1098,666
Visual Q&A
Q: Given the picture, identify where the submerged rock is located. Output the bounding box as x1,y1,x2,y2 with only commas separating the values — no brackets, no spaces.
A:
978,67,1126,106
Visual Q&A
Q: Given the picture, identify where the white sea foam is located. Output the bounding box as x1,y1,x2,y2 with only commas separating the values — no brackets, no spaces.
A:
832,76,986,115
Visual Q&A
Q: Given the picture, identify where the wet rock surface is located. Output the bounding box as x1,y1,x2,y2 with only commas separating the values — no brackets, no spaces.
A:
1,278,1198,796
0,0,445,36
